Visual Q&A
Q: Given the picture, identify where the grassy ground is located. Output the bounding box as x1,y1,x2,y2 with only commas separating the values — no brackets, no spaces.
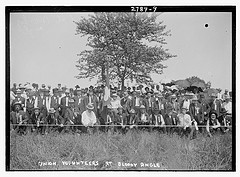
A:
9,130,232,170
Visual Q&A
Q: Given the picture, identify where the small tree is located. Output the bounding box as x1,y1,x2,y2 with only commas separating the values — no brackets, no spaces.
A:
75,12,175,90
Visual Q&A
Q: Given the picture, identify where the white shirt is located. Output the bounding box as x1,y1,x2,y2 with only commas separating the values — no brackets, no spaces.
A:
223,101,232,114
81,110,97,126
141,113,147,122
135,97,140,106
110,99,121,109
178,113,192,128
182,100,190,110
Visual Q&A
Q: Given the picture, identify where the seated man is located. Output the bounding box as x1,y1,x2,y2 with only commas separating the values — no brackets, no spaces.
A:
30,107,46,135
138,105,151,131
129,108,138,129
115,105,128,133
151,108,165,133
177,107,195,138
206,111,225,137
81,103,98,134
63,98,81,133
46,108,64,133
10,102,29,135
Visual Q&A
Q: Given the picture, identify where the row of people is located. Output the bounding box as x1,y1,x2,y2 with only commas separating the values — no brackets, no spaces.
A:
10,93,231,138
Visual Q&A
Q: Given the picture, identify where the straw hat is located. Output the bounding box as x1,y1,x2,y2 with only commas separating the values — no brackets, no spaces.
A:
86,104,94,110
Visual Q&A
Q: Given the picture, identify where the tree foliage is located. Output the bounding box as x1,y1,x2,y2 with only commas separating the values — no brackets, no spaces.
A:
186,76,206,85
74,12,175,88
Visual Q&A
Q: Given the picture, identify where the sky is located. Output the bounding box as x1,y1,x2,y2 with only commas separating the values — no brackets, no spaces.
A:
10,12,232,90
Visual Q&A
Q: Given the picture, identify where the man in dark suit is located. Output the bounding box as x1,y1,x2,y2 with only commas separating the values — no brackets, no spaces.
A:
30,107,46,135
46,108,64,133
49,88,60,113
60,89,71,117
83,89,98,115
74,88,85,115
34,90,48,118
26,91,35,117
130,90,143,115
10,102,29,135
209,93,222,117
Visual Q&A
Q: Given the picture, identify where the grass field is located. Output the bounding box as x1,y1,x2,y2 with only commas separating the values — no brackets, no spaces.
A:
9,130,232,170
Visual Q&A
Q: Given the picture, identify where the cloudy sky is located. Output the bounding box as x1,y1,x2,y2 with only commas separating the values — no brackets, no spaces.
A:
10,12,232,90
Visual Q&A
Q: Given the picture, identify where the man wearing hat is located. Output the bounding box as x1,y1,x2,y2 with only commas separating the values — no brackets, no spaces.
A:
152,92,165,115
217,108,230,132
60,88,71,117
170,94,180,114
10,102,29,135
110,93,121,117
222,95,232,115
74,88,85,116
25,91,36,117
115,105,128,133
45,108,64,133
29,107,46,135
143,91,155,117
222,89,230,100
177,107,195,138
49,88,60,113
34,90,48,118
83,89,99,115
199,94,211,122
81,103,97,133
130,90,143,116
138,105,151,130
151,107,165,132
129,108,138,128
206,111,224,137
62,98,80,133
180,93,193,111
209,93,222,117
120,91,131,115
11,89,26,111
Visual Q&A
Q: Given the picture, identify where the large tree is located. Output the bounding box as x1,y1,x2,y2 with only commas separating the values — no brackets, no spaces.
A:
74,12,175,90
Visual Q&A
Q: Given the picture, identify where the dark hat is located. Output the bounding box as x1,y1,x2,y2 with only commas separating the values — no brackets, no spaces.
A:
220,108,228,114
13,102,22,107
209,111,218,118
53,88,59,93
75,85,80,89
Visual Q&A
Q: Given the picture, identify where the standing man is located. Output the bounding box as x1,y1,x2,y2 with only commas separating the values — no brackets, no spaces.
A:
74,88,85,115
83,89,99,115
34,90,48,118
49,88,60,114
11,89,26,111
25,91,36,117
60,89,71,117
209,93,222,117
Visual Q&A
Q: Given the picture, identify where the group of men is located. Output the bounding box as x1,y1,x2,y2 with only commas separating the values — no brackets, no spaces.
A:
10,82,232,138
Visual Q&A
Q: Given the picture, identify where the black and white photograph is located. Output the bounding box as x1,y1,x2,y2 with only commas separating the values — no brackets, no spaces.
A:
6,6,235,171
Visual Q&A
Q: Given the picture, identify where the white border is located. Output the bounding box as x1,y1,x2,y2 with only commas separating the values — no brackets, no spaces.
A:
1,0,239,177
